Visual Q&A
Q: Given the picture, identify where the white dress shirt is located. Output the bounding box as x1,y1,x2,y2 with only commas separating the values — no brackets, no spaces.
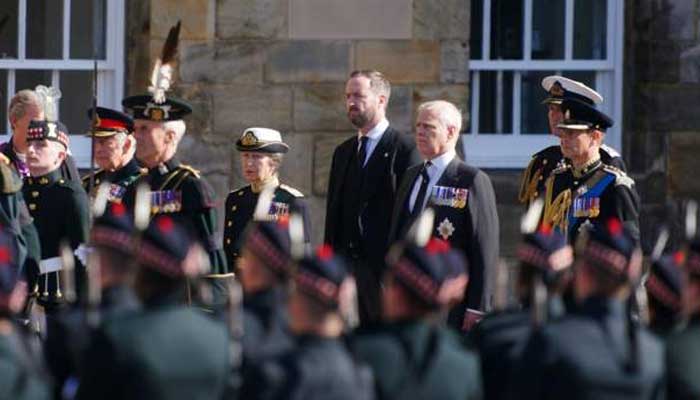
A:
356,118,389,167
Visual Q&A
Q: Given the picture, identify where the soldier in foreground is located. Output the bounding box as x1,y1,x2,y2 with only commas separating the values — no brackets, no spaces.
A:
519,76,626,206
76,215,230,399
352,236,482,400
224,127,309,268
512,219,665,399
0,229,50,400
240,244,374,400
644,251,685,338
81,107,144,203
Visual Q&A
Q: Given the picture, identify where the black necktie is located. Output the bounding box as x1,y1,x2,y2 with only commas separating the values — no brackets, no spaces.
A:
411,161,432,216
357,136,369,168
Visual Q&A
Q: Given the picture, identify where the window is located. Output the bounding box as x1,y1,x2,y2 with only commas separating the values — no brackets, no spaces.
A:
0,0,125,168
464,0,624,168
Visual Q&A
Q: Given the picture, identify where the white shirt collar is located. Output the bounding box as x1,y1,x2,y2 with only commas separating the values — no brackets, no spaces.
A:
358,118,389,142
426,149,456,178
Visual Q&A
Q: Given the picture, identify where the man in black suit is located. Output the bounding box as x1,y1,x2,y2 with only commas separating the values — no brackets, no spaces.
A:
324,70,420,324
389,100,499,330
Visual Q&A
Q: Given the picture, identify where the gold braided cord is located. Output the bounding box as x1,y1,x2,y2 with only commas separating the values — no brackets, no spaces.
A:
518,158,541,204
543,175,572,233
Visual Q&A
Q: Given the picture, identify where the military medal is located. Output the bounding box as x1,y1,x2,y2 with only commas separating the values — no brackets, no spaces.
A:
267,201,290,221
107,184,127,203
437,218,455,240
430,186,468,209
573,196,601,218
150,190,183,214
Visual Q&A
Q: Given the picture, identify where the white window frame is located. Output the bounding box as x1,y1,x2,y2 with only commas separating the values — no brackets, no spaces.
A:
463,0,624,169
0,0,125,168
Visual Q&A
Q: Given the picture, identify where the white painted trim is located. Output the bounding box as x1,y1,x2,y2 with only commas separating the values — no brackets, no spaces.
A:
612,0,624,153
18,0,26,60
462,134,559,168
482,0,491,60
470,71,480,135
523,0,533,61
512,71,522,135
63,0,71,60
565,0,574,60
470,60,613,70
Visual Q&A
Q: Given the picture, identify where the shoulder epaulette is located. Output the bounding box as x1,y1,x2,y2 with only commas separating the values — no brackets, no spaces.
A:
177,164,201,179
603,165,635,188
279,184,304,198
551,163,570,175
81,169,104,183
600,144,621,158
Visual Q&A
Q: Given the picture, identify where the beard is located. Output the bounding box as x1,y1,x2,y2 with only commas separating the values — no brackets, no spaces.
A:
347,107,375,129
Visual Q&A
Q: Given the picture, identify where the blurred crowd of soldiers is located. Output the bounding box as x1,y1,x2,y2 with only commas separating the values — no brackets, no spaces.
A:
0,27,698,400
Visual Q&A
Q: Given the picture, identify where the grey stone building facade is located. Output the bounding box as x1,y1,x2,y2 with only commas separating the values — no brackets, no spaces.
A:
124,0,700,256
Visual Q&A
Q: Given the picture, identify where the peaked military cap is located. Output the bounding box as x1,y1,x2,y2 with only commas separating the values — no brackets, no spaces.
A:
236,127,289,154
541,75,603,106
387,238,469,308
91,203,136,254
86,106,134,137
27,120,70,149
0,228,22,310
645,252,684,312
294,244,347,308
121,94,192,122
137,215,205,278
577,218,642,283
517,224,573,274
242,219,292,277
557,99,614,131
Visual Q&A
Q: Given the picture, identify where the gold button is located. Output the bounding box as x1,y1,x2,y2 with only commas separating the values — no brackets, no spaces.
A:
31,191,39,198
227,221,232,227
96,179,100,185
226,238,231,245
238,191,243,196
59,179,64,184
29,203,36,210
543,160,548,165
231,205,237,211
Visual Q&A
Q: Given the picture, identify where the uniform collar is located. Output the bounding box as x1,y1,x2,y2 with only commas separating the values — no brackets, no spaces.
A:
27,168,63,186
251,175,279,193
153,157,180,176
572,156,602,179
109,158,142,182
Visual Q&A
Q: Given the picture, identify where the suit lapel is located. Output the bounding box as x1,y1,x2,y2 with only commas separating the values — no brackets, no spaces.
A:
435,157,461,187
392,164,422,239
360,127,395,200
332,139,356,202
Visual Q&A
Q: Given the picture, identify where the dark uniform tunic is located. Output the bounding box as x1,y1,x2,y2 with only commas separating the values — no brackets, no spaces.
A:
241,335,374,400
519,144,627,206
0,326,51,400
76,293,230,400
242,287,293,363
353,320,482,400
542,159,640,245
666,315,700,399
512,297,665,400
127,158,227,275
223,183,310,268
23,168,89,310
44,285,140,398
81,158,144,203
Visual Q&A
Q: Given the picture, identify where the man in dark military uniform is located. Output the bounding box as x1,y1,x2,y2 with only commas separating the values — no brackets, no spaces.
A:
389,100,499,324
224,127,309,267
511,219,665,399
23,120,89,314
644,251,684,338
0,228,50,400
666,238,700,399
470,224,572,400
541,99,640,244
353,237,482,400
76,215,230,400
240,244,374,400
44,202,141,398
519,76,626,206
81,106,144,203
325,70,421,325
4,88,81,183
121,94,230,306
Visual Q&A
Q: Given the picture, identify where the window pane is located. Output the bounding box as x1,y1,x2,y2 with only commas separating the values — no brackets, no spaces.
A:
532,0,565,59
70,0,106,59
15,69,52,92
490,0,523,60
470,0,483,60
26,0,63,59
0,1,19,59
520,70,555,135
479,71,513,134
59,71,92,135
0,70,7,133
574,0,607,59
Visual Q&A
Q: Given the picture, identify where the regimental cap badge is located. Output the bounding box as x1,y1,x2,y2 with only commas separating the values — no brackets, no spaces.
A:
241,130,259,147
550,82,565,97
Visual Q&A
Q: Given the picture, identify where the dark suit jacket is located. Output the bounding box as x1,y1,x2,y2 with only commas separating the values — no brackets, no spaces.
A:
324,126,420,269
389,157,499,315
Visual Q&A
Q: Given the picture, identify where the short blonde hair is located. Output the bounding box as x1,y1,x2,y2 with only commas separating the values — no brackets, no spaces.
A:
9,90,42,121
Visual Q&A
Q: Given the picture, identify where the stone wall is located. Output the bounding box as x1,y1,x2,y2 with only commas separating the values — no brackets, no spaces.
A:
625,0,700,250
126,0,471,246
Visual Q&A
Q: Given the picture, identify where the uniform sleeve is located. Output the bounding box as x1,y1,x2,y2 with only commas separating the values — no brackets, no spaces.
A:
467,171,500,311
291,196,312,244
614,183,641,245
64,187,90,249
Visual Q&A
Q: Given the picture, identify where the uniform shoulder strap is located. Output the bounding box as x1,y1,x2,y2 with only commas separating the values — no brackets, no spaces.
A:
602,164,635,189
279,184,304,198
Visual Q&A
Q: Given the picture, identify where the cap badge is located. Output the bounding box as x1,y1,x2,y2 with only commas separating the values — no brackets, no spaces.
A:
47,123,58,139
437,218,455,240
550,82,565,97
564,109,571,120
241,131,259,146
144,102,171,121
